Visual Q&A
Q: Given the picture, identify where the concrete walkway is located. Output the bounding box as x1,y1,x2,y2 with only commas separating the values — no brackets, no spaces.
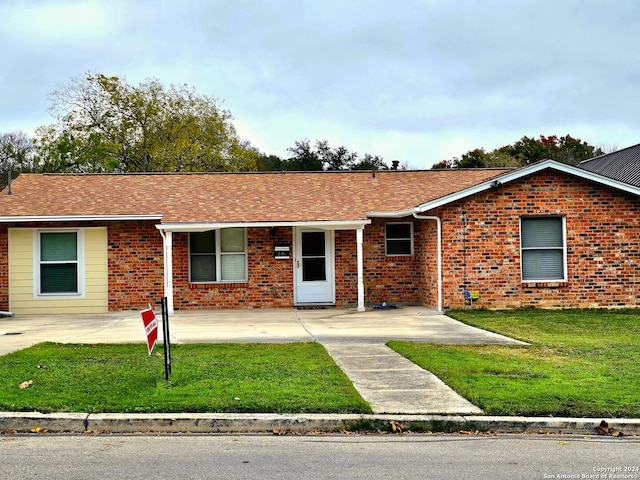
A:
297,308,518,414
324,343,482,414
0,307,522,415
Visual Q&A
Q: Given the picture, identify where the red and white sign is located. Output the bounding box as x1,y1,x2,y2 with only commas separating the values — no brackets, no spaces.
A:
140,305,158,355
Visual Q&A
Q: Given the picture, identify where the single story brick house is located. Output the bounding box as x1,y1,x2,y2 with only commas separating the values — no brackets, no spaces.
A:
2,158,640,315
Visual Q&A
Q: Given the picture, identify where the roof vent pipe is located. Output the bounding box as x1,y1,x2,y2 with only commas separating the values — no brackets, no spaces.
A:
391,160,400,170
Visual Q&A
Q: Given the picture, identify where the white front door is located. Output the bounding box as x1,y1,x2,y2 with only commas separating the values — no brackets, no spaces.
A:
294,228,335,304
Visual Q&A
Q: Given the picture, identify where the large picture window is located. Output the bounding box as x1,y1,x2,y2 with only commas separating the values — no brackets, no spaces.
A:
385,223,413,255
520,217,566,281
39,231,79,294
189,228,247,282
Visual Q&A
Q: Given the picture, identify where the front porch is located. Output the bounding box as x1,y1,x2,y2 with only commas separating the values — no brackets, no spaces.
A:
156,221,371,315
155,217,443,315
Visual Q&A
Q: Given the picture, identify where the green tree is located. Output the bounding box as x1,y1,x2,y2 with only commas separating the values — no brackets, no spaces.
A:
35,128,114,173
39,73,258,173
456,148,490,168
282,139,387,171
433,134,604,169
483,150,521,168
315,140,358,170
256,153,285,171
431,158,454,169
350,153,388,170
497,135,604,166
285,139,324,170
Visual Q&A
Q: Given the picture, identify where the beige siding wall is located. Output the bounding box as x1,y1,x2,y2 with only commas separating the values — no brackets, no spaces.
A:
9,227,108,314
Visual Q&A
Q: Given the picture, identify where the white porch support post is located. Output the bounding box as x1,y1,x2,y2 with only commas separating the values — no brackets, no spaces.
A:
159,229,174,315
356,227,365,312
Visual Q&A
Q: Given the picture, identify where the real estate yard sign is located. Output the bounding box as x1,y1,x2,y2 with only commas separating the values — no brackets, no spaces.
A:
140,305,158,355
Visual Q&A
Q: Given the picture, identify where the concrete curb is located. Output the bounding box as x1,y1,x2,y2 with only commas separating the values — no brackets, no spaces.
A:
1,412,639,436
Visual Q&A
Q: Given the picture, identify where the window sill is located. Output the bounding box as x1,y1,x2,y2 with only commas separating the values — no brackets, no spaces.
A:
521,281,567,288
35,293,84,299
385,255,414,261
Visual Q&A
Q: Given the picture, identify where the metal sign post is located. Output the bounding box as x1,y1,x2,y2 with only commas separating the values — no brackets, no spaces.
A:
160,297,172,381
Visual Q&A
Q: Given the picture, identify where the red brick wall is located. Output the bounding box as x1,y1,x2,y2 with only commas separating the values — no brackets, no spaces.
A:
107,221,164,310
431,170,640,309
416,218,439,308
0,228,8,311
362,218,423,306
335,230,358,307
172,227,294,309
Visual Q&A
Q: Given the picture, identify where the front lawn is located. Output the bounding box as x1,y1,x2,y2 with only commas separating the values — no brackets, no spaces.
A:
0,342,371,414
388,309,640,417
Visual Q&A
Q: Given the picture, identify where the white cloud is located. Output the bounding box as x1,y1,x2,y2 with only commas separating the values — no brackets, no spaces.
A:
1,0,640,168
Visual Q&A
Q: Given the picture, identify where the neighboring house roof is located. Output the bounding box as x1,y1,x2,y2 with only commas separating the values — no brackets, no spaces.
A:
0,169,508,225
578,143,640,187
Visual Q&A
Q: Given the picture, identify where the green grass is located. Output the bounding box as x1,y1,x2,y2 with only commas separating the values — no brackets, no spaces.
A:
388,309,640,418
0,342,371,414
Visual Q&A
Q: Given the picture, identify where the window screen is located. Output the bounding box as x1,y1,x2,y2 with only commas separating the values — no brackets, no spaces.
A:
521,217,565,281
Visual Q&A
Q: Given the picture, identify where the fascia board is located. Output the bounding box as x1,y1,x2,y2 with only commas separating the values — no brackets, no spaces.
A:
366,208,416,218
0,214,163,223
157,219,371,232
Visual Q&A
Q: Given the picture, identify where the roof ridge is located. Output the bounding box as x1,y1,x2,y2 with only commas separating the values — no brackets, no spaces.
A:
35,168,514,177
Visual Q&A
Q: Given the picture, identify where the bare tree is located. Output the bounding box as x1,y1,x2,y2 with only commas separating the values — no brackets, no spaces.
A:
0,131,37,190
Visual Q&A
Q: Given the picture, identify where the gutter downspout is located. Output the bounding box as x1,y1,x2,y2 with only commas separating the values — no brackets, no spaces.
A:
412,213,442,312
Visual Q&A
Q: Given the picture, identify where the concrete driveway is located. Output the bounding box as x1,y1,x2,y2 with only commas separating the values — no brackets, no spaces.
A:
0,306,521,356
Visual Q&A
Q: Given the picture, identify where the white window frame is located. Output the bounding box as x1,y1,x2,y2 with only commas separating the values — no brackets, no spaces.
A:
520,216,567,282
34,229,85,297
385,222,414,256
188,228,248,283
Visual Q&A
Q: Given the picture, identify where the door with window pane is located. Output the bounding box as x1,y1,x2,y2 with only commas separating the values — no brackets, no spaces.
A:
294,229,334,304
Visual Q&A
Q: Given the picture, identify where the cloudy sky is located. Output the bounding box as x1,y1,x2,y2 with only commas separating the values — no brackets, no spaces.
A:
1,0,639,169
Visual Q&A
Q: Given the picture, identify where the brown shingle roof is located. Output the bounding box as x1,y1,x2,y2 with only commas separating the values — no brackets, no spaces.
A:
0,169,509,223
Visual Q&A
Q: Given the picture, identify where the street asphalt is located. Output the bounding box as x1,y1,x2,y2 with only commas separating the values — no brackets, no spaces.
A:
1,307,638,435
